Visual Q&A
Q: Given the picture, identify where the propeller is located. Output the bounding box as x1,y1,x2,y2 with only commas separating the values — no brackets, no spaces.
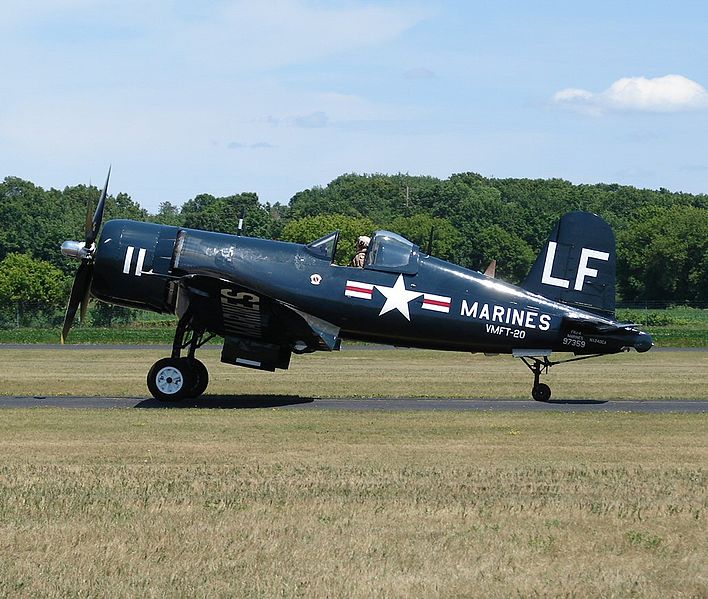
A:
60,167,111,343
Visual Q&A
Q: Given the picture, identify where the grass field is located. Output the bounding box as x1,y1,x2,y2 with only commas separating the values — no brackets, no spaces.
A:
617,306,708,348
0,409,705,597
0,347,706,400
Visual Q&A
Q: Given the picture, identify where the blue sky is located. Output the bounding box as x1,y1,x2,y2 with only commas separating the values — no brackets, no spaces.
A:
1,0,706,212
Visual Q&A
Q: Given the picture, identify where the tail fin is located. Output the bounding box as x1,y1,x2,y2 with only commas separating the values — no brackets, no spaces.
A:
523,211,616,317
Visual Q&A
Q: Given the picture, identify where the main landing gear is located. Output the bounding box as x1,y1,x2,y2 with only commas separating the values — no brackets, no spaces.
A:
147,314,215,401
521,357,553,402
519,354,603,402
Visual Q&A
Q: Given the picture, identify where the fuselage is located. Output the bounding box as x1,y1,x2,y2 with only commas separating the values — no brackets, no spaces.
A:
91,219,652,356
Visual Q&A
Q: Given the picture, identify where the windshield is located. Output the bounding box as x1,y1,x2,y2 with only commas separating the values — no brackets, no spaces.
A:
305,231,339,262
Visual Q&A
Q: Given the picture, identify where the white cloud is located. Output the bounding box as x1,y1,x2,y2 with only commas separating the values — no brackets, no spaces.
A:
553,75,708,115
553,88,593,102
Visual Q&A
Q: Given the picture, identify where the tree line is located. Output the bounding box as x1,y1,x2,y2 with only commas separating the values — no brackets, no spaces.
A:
0,172,706,326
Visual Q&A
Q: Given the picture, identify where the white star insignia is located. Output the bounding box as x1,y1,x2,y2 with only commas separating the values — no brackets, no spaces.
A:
375,274,422,321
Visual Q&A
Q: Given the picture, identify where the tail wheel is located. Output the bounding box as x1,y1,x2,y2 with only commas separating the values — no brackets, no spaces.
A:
147,358,192,401
180,358,209,398
532,383,551,402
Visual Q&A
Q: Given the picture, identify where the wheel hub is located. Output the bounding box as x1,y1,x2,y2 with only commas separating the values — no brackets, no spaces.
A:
155,366,183,395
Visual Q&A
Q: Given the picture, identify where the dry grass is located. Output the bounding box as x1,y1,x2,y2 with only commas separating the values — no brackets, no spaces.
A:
0,347,706,399
0,409,705,597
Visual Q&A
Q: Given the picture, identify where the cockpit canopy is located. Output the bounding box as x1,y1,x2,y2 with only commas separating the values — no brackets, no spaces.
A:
305,229,419,274
365,231,419,274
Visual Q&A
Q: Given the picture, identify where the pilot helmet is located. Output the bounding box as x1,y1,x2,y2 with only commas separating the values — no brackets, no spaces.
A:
357,235,371,249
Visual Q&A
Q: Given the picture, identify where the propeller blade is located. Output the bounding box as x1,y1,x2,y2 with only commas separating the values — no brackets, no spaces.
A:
79,263,93,323
60,261,92,343
84,195,94,241
86,166,110,246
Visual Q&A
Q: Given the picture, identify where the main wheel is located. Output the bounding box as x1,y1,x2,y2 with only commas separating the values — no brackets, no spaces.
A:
147,358,193,402
180,358,209,398
532,383,552,402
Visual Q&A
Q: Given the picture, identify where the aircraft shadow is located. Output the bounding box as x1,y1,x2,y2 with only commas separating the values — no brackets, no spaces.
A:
134,395,314,409
542,399,608,405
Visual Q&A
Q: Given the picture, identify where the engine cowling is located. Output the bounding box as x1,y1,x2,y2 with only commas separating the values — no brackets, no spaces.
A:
91,220,179,313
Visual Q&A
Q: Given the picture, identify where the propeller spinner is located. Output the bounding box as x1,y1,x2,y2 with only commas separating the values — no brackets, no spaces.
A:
60,167,111,343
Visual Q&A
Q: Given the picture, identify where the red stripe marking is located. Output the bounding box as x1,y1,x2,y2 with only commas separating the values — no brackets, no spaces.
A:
346,285,373,295
423,298,451,307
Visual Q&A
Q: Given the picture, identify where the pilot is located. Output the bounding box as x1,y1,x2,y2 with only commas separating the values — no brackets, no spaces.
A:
350,235,370,267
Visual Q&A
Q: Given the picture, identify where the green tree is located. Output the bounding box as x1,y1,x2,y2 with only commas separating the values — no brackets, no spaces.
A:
617,205,708,303
0,253,68,326
473,225,535,284
389,214,463,262
181,193,274,238
2,172,707,306
289,173,441,223
89,301,137,327
0,178,69,270
0,178,149,274
150,201,184,227
268,202,290,239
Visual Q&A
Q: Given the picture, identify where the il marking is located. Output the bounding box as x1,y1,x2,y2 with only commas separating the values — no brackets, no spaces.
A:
123,246,147,276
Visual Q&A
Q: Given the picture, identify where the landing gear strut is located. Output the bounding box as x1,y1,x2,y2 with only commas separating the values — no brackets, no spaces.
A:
520,354,603,402
146,313,215,401
520,356,553,402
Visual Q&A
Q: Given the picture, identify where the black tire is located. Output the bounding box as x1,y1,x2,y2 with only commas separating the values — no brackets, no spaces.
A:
180,358,209,398
532,383,552,402
147,358,192,402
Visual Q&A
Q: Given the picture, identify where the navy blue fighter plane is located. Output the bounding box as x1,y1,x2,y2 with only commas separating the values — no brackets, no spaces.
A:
60,171,653,402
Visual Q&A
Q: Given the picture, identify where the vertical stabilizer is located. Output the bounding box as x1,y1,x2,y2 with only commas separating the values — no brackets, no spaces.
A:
523,211,616,316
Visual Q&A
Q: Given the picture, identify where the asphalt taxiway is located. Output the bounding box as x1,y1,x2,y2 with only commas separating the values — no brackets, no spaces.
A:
0,396,705,412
